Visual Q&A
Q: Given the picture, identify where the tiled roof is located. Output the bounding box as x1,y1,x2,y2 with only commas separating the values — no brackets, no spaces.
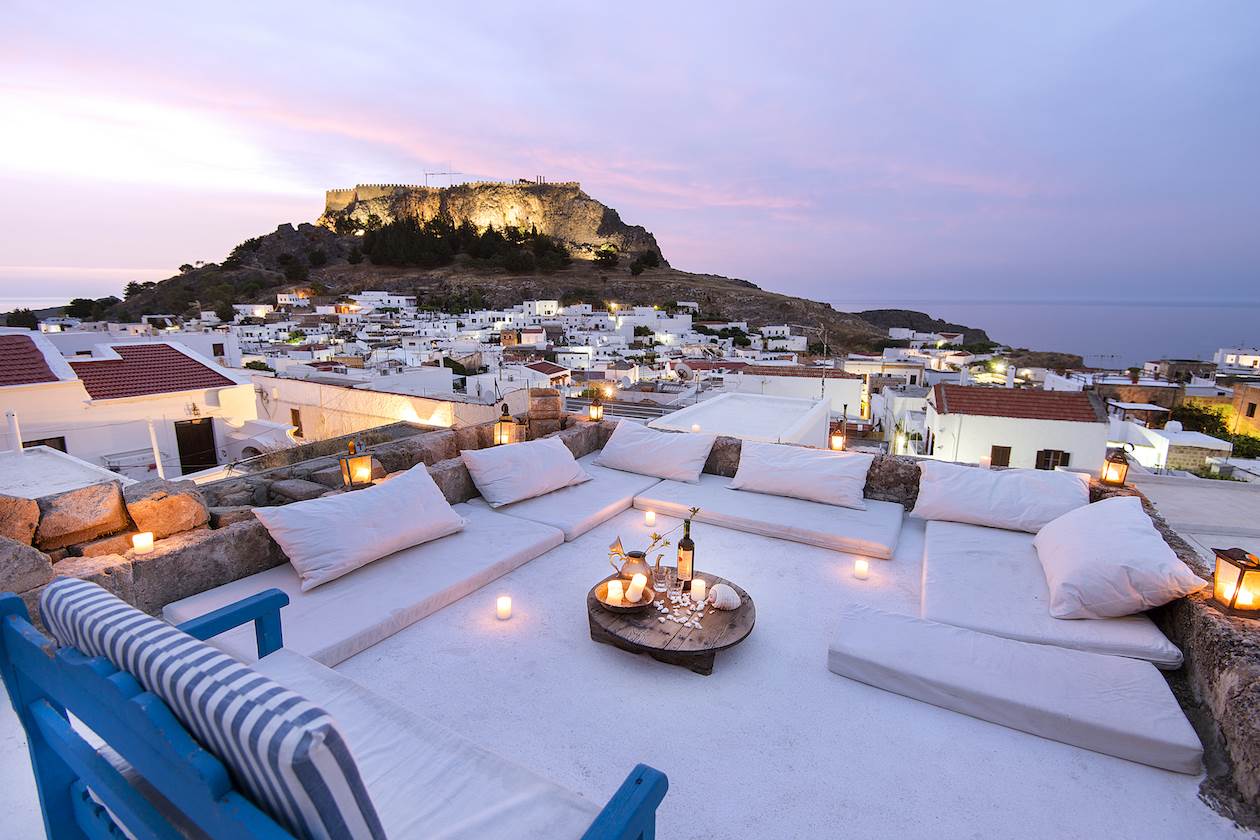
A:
69,344,235,400
0,334,58,387
932,384,1104,423
525,361,568,375
676,359,749,371
740,365,862,379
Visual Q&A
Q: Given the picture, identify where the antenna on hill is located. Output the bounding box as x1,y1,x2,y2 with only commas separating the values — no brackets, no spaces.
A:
424,165,464,187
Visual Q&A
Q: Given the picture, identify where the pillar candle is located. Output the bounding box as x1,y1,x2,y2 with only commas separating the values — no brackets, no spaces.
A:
978,456,992,469
853,559,869,580
625,573,647,604
132,532,154,554
691,423,702,433
691,578,706,603
496,595,512,620
644,510,656,527
607,579,624,605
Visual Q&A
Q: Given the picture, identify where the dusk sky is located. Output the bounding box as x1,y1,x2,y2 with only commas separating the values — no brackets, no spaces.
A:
3,1,1258,306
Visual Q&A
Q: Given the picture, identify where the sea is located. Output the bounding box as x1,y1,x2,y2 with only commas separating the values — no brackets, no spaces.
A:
829,299,1260,369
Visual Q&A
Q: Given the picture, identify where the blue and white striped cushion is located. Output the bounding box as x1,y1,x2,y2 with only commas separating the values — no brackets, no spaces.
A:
40,578,385,840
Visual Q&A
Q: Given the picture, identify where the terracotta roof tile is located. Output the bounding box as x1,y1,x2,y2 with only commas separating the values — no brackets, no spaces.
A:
932,384,1104,423
69,344,235,400
0,334,58,387
740,365,862,379
525,361,568,375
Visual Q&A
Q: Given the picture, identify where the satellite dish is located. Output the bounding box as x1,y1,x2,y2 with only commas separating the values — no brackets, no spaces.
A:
677,366,693,381
1164,420,1183,433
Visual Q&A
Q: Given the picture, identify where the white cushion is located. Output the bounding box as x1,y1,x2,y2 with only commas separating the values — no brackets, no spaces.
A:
921,521,1183,667
1034,496,1207,619
730,442,870,510
594,419,716,482
827,605,1202,774
912,460,1089,533
164,504,563,666
255,464,465,591
634,473,903,559
465,453,662,541
462,437,591,507
255,649,600,840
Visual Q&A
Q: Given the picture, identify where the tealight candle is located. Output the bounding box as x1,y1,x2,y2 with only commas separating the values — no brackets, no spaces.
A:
644,510,656,527
978,456,992,469
607,579,625,605
496,595,512,620
691,578,706,603
625,573,648,604
691,423,702,433
132,532,154,554
853,559,869,580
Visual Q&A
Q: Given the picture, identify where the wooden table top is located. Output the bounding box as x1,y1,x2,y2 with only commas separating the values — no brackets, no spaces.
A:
586,571,756,656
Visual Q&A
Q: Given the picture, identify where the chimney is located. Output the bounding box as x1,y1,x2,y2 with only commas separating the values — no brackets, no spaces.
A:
959,366,970,386
1005,365,1016,389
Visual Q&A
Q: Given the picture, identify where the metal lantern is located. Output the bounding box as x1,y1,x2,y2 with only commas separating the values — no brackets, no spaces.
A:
493,403,521,446
830,403,847,451
1100,446,1131,487
588,393,604,422
1212,547,1260,613
339,439,374,489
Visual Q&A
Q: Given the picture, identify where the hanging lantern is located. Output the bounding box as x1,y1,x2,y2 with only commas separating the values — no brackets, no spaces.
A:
588,393,604,422
339,439,374,489
493,403,521,445
830,402,847,450
1100,446,1131,487
1212,547,1260,613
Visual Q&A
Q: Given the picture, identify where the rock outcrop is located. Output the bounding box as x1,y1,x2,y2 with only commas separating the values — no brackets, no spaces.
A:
34,482,130,551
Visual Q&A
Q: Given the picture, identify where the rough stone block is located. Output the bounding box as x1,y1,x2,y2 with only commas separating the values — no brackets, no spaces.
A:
703,436,742,477
34,481,129,551
129,519,287,614
54,553,134,601
0,535,54,593
453,424,492,453
371,431,458,473
69,530,140,558
0,493,40,545
209,506,256,528
269,478,327,503
864,455,922,509
123,479,210,539
529,419,563,438
427,458,477,505
19,587,46,633
549,422,600,459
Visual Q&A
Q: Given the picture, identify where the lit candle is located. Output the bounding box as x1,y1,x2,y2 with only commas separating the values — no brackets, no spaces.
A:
978,456,992,469
607,579,624,605
691,423,702,433
625,573,648,604
691,578,706,603
496,595,512,620
853,559,869,580
644,510,656,527
132,532,154,554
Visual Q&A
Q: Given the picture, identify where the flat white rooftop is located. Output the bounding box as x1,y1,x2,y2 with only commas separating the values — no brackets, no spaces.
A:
0,446,133,499
650,392,830,447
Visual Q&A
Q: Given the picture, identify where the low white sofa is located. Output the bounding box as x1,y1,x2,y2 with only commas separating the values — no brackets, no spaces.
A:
465,453,663,541
919,521,1183,667
164,503,564,666
828,605,1203,774
633,474,904,559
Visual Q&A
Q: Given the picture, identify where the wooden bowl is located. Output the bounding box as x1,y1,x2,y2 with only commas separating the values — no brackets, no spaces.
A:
595,579,655,613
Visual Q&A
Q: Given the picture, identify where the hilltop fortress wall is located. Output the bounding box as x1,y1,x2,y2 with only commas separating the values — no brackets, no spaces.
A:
324,182,584,214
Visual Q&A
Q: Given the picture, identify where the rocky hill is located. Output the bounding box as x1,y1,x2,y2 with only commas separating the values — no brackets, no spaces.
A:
318,182,663,262
856,309,990,345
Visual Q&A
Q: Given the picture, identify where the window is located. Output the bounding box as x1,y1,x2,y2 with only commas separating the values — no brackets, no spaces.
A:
1248,402,1257,419
989,445,1011,468
1035,449,1071,470
290,408,304,438
212,342,225,357
23,436,66,453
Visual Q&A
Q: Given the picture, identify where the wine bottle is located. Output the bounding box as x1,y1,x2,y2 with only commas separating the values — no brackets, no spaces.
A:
677,518,694,590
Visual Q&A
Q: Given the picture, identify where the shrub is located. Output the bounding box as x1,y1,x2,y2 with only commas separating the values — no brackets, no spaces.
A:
503,249,536,273
347,246,363,265
629,259,645,276
284,261,309,282
6,308,37,329
594,243,620,267
637,250,660,268
307,248,328,267
244,360,274,372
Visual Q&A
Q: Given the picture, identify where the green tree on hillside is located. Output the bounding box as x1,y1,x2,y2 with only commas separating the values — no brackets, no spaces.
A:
65,298,96,319
594,243,619,267
6,308,37,329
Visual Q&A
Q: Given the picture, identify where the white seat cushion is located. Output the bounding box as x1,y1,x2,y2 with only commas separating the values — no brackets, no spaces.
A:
920,521,1183,667
912,460,1090,533
461,436,591,507
827,605,1202,774
466,453,662,541
633,474,903,559
163,504,563,666
594,419,716,482
255,649,600,840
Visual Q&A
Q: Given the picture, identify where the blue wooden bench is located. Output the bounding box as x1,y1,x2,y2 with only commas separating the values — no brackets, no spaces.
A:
0,589,668,839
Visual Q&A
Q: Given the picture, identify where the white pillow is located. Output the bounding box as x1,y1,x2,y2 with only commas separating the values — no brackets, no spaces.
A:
729,442,871,510
254,464,466,591
911,460,1089,533
595,419,717,482
1033,496,1206,619
461,436,591,507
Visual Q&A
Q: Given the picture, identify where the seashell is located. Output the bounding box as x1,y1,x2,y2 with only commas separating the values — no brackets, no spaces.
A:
707,583,740,610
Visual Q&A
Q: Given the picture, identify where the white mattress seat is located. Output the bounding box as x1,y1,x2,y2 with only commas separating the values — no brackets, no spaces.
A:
465,453,662,541
633,474,903,559
163,503,563,666
255,649,600,840
827,605,1203,774
921,521,1183,668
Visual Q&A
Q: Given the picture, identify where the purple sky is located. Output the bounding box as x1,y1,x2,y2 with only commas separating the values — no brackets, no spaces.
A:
3,1,1258,305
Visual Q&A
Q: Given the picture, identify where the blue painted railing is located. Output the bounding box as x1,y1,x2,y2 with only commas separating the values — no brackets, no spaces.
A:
0,589,668,838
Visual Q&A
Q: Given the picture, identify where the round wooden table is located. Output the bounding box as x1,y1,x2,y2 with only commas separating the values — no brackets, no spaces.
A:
586,571,755,675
